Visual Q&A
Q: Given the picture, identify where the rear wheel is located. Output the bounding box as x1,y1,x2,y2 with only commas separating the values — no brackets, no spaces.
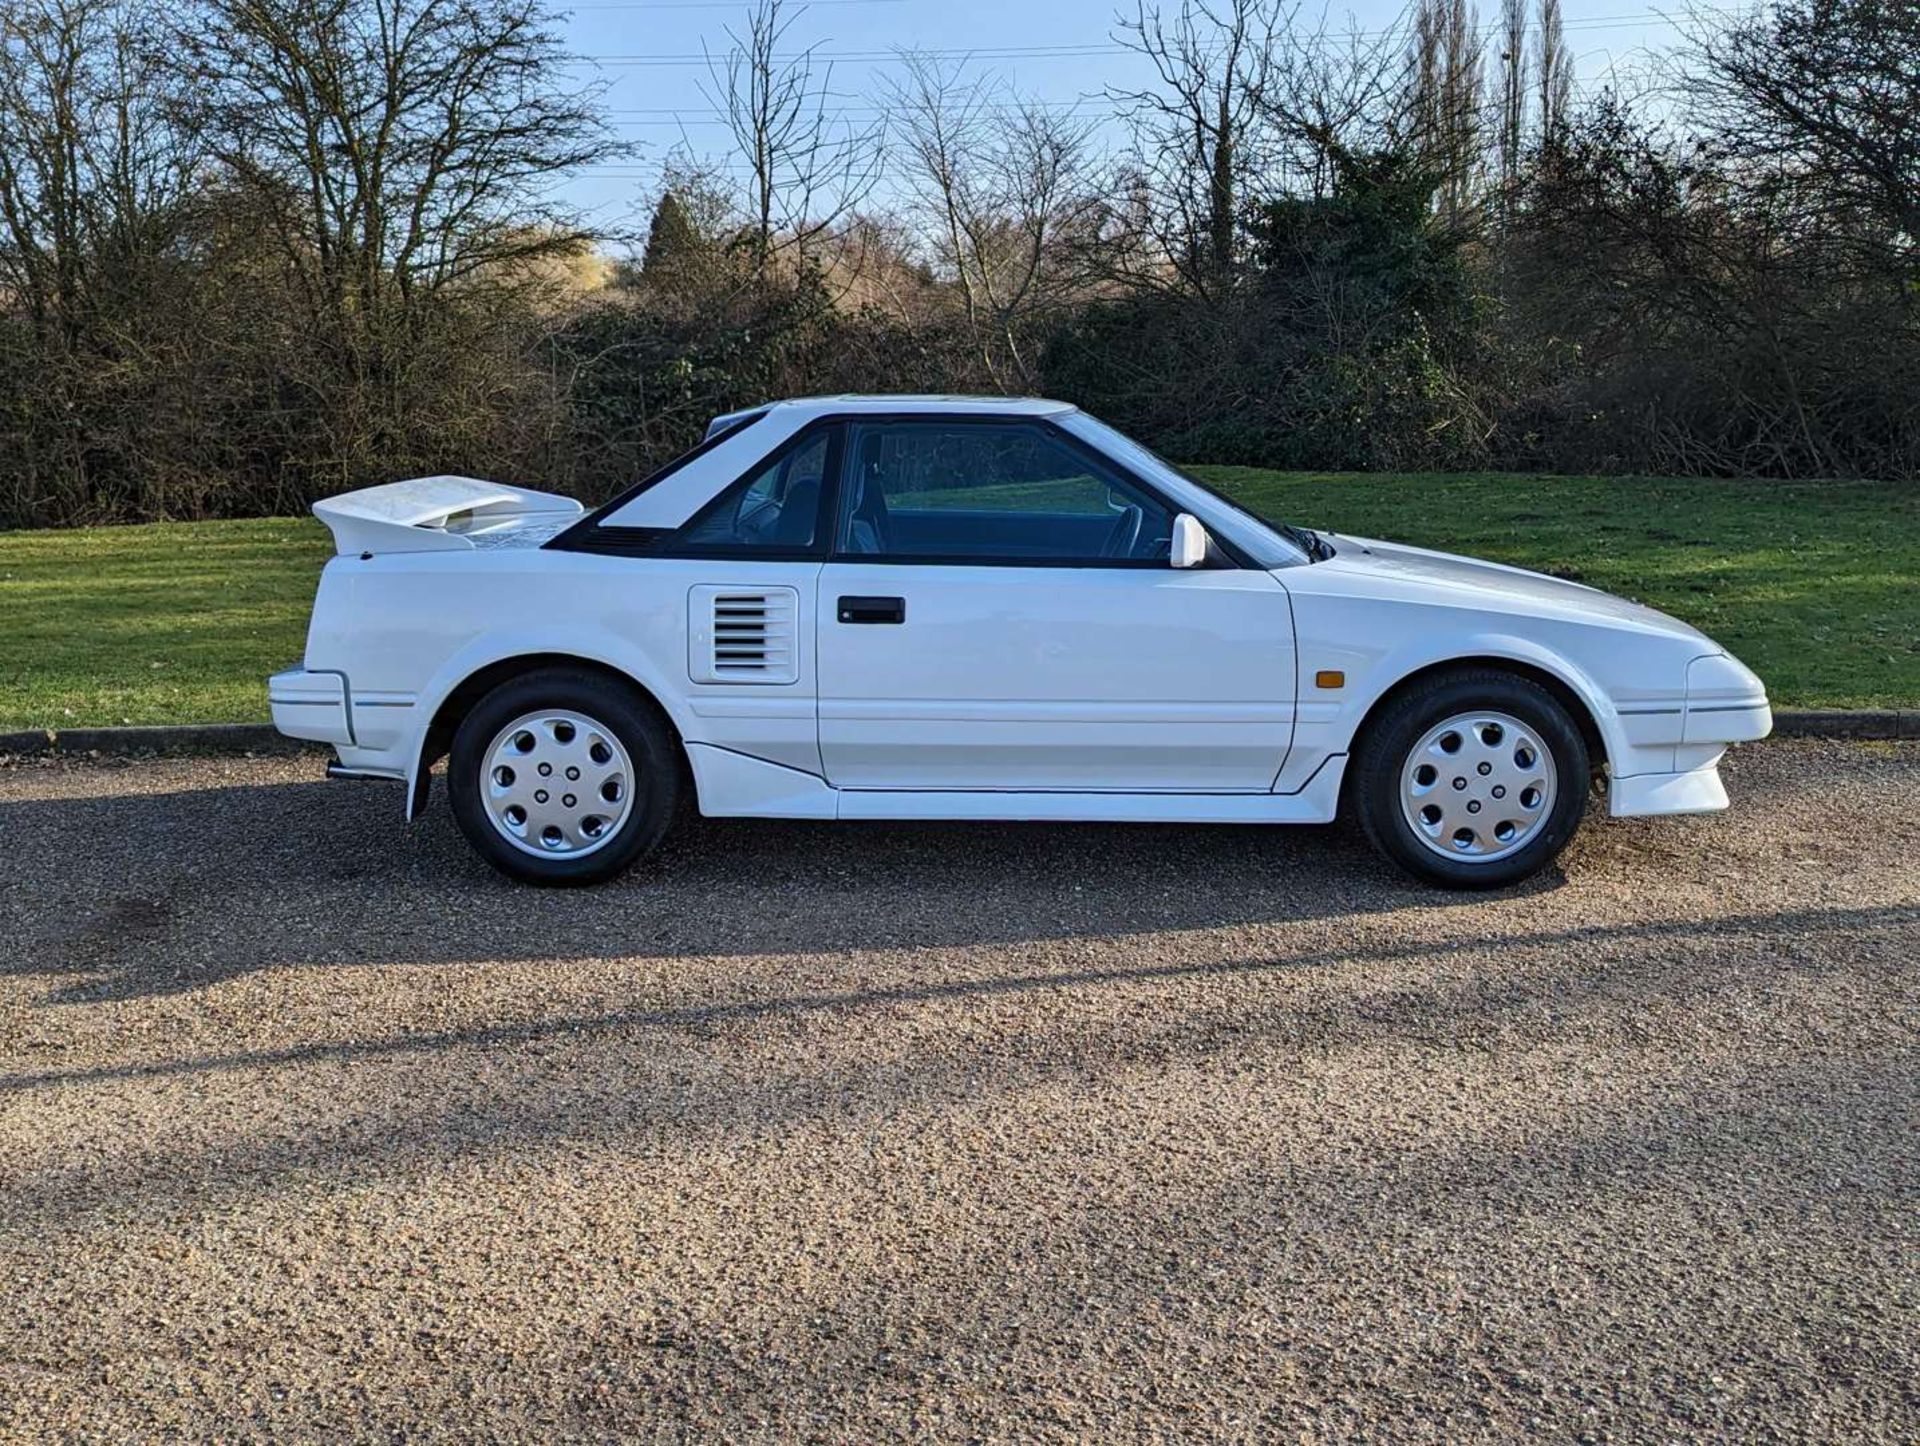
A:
1353,668,1590,889
448,667,680,885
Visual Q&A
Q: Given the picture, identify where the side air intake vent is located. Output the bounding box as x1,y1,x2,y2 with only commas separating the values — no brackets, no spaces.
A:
688,584,800,685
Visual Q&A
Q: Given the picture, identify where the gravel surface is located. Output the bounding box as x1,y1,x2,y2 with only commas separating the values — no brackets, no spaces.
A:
1,740,1914,1441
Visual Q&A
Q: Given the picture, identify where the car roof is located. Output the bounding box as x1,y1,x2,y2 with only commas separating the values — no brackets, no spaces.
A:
775,391,1075,414
714,395,1082,433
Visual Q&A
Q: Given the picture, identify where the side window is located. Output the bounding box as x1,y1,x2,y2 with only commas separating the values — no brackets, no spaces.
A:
836,422,1173,563
670,429,831,553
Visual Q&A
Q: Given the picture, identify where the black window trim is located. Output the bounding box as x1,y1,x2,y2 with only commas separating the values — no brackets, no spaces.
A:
549,408,1250,569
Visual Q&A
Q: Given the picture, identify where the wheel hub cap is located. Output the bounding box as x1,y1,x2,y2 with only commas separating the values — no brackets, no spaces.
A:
1398,711,1557,863
480,709,634,859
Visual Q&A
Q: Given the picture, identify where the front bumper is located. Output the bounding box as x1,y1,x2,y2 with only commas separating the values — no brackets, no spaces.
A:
1609,652,1771,817
1610,763,1730,817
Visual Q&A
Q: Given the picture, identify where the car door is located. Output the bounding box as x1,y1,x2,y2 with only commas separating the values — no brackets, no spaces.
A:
815,418,1296,792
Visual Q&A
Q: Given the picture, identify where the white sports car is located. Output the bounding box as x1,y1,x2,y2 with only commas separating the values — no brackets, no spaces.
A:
270,395,1771,888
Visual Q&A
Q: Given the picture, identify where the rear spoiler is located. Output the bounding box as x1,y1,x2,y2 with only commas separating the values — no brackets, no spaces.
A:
312,475,585,556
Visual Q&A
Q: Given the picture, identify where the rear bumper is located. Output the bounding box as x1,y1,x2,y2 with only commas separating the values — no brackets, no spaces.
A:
267,667,353,747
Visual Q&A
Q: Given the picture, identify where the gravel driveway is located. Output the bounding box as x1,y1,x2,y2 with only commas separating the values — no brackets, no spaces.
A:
0,739,1914,1441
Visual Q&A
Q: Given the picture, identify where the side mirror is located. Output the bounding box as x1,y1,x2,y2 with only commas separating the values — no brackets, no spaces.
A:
1170,513,1211,569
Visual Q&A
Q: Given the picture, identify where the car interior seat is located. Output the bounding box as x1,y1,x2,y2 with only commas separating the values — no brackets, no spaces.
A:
846,433,893,554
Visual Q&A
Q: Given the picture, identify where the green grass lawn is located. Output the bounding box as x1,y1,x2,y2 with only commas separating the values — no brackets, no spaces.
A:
0,517,333,730
0,471,1913,729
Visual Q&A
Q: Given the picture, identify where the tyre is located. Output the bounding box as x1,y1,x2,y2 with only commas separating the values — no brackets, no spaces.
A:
447,666,681,886
1351,667,1590,889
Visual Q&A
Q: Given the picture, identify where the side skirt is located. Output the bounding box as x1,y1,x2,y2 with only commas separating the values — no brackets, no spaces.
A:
685,743,1347,825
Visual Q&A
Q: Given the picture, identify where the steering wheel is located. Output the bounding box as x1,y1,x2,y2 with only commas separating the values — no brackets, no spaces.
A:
1100,503,1145,559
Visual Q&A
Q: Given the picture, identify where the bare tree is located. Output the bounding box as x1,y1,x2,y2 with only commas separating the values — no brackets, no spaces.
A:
1407,0,1485,225
0,0,229,520
1536,0,1569,140
1111,0,1289,297
176,0,617,389
889,55,1110,389
1685,0,1920,265
703,0,882,273
1255,9,1413,198
0,0,195,343
1495,0,1528,191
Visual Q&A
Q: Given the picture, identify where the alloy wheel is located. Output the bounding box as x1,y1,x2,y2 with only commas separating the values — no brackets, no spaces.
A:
479,708,635,858
1397,710,1558,863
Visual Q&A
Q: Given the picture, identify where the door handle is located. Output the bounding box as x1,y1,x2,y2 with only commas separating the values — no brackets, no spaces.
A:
837,595,905,624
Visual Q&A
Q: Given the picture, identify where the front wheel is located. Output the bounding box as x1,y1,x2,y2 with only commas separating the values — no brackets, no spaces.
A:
447,667,681,886
1352,669,1590,889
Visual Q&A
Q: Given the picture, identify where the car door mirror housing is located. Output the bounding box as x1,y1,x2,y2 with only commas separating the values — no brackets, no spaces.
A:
1170,513,1211,569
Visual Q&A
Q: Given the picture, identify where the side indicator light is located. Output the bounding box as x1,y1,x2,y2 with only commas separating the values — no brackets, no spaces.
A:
1315,670,1345,689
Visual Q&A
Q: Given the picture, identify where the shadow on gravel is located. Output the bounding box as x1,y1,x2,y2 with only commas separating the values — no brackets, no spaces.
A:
5,899,1916,1099
2,772,1516,1002
3,898,1915,1233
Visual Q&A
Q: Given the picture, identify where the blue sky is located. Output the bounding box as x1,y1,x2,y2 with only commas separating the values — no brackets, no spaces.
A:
554,0,1711,238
